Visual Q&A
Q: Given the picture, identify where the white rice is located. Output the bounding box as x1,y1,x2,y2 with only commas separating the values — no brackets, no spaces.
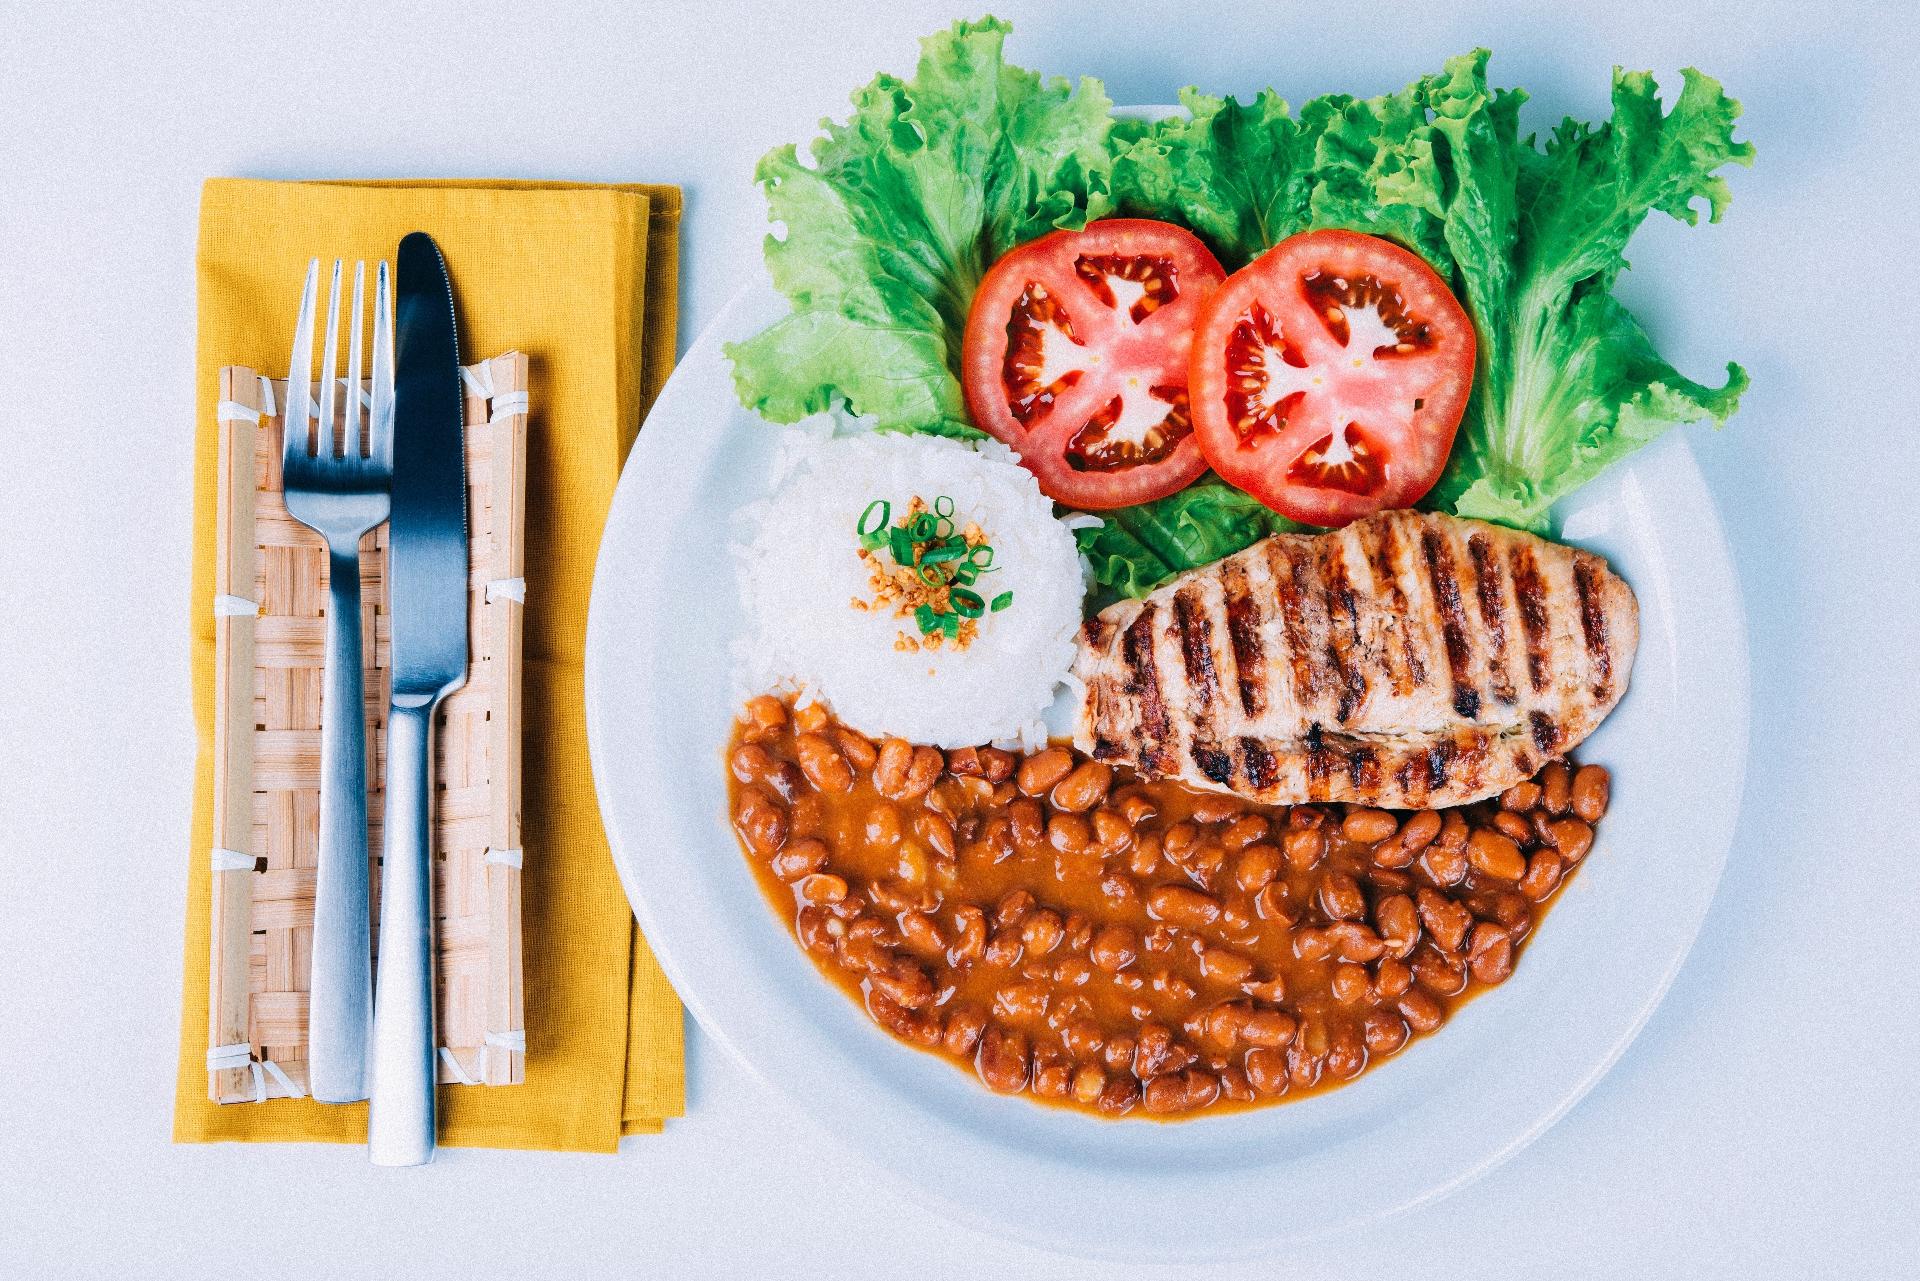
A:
733,429,1084,749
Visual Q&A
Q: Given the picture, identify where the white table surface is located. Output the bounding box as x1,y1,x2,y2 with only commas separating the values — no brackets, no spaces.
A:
2,1,1915,1275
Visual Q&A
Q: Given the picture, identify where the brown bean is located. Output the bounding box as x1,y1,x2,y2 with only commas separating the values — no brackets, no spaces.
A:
1016,747,1073,796
1163,821,1200,860
1342,808,1400,845
1518,850,1566,901
1399,988,1445,1033
1232,843,1280,893
1020,909,1064,956
1318,871,1368,921
978,747,1016,783
910,809,956,859
1421,840,1468,888
1070,1065,1106,1106
1326,1021,1367,1080
976,1025,1030,1094
1004,797,1044,853
1364,1008,1410,1056
1374,957,1414,1000
1374,893,1420,958
1096,1076,1140,1116
993,981,1050,1020
1331,963,1371,1005
1467,828,1527,881
1468,922,1515,985
1241,1009,1298,1049
944,746,981,776
744,695,786,731
872,738,913,798
897,911,945,956
1062,1017,1105,1058
1102,1034,1137,1072
1412,946,1468,996
1540,762,1573,816
796,905,841,954
1287,1018,1328,1088
1491,810,1535,846
1436,809,1470,852
863,803,902,849
729,742,774,784
1218,1067,1253,1103
1327,921,1387,963
983,927,1023,968
1031,1057,1071,1099
1501,780,1542,812
1293,927,1333,961
1050,761,1113,813
1253,883,1291,923
1392,809,1442,857
948,906,987,966
834,727,877,770
870,962,934,1009
1201,1000,1251,1047
1572,764,1610,822
792,732,852,793
1191,794,1242,824
1126,830,1163,878
1092,809,1133,854
1098,872,1138,909
769,836,829,882
1220,814,1270,851
1548,817,1595,864
1245,1047,1290,1096
1048,812,1092,855
735,786,788,855
993,888,1035,929
1417,888,1473,953
1146,885,1221,929
1283,826,1327,872
1143,1068,1220,1114
905,747,944,798
1089,924,1139,973
1199,945,1256,986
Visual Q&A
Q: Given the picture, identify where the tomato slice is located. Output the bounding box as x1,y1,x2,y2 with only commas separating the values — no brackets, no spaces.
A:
962,219,1225,509
1189,229,1476,527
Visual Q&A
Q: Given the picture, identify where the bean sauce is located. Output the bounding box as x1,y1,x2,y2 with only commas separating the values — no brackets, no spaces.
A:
728,697,1606,1119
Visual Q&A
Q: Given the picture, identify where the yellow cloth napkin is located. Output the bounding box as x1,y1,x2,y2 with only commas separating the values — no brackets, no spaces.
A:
175,178,684,1151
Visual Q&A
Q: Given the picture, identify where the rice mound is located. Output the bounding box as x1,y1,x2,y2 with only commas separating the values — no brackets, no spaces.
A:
734,430,1083,749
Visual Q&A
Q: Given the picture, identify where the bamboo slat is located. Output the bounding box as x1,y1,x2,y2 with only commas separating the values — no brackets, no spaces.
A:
207,355,528,1102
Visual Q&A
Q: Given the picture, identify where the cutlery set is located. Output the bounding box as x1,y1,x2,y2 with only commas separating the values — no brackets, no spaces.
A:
280,232,466,1166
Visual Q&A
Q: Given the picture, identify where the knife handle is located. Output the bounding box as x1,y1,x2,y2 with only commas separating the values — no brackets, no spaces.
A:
308,542,372,1103
369,697,439,1166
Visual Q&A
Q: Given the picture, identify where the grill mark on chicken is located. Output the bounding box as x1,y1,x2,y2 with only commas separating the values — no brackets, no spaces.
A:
1121,605,1170,773
1529,710,1560,754
1574,558,1613,702
1467,534,1516,707
1509,544,1552,695
1239,738,1277,790
1221,560,1267,719
1267,540,1319,711
1172,586,1219,711
1319,540,1368,724
1362,514,1425,695
1420,528,1481,720
1072,511,1636,809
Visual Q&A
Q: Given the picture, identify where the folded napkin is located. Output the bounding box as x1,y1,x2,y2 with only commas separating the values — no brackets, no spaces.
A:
176,177,684,1150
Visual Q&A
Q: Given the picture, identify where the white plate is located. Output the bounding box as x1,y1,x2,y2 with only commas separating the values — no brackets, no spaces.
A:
584,280,1749,1261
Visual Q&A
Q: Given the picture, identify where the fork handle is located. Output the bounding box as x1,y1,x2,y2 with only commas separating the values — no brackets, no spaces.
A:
369,697,439,1166
308,541,372,1103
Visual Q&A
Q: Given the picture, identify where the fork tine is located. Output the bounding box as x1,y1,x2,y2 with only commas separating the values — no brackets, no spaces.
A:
346,261,367,458
284,259,319,463
370,259,395,473
318,260,343,457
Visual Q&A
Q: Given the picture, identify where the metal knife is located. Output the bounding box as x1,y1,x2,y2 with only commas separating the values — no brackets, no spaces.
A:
368,231,467,1167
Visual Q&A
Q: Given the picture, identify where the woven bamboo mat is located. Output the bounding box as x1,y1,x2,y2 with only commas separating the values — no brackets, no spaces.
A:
207,354,527,1103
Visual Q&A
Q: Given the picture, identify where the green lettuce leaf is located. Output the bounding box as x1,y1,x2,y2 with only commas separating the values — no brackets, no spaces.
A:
724,17,1115,436
1416,58,1755,525
1076,478,1307,606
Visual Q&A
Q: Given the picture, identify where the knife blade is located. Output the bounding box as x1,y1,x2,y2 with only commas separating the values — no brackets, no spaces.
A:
368,231,467,1167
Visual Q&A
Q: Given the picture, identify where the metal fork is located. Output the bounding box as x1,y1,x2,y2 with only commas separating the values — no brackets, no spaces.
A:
281,258,394,1104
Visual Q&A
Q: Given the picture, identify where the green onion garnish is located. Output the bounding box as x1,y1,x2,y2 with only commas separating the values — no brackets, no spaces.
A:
940,611,960,639
857,499,891,537
888,525,914,566
967,545,995,569
951,587,985,619
914,604,937,634
933,495,954,517
991,591,1013,612
907,512,938,541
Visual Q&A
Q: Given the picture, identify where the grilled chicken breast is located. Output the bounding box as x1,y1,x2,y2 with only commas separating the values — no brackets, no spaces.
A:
1072,510,1637,809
